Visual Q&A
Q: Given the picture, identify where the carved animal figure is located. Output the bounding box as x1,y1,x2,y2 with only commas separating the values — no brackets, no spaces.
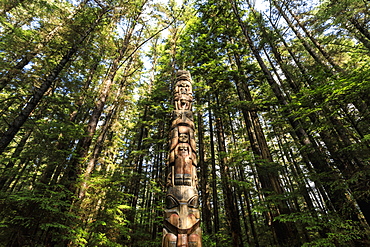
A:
163,187,202,247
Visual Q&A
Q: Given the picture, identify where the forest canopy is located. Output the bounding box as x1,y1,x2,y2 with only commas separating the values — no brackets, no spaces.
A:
0,0,369,246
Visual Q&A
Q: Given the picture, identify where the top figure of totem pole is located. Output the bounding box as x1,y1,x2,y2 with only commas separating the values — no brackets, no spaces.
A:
162,70,202,247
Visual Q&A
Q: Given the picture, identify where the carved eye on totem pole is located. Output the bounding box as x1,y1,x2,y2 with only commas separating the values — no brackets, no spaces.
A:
166,195,179,209
165,195,199,209
180,86,187,95
172,111,182,121
180,82,191,94
171,110,195,129
188,196,199,208
178,145,189,156
176,81,192,94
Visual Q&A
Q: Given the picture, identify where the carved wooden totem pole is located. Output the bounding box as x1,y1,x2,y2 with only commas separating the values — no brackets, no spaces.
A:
162,70,202,247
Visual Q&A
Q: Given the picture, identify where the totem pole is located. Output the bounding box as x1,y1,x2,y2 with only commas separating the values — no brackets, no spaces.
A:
162,71,202,247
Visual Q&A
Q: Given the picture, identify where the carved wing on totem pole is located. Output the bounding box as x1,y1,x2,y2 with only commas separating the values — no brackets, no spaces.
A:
162,70,202,247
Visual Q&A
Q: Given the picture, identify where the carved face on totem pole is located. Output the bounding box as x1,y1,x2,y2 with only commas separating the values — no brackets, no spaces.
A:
171,110,194,130
169,126,197,165
163,186,201,247
174,80,193,111
174,80,192,96
178,133,189,143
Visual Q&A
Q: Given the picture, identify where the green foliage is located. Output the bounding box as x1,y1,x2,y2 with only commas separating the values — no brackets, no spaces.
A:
277,212,367,247
0,0,370,246
0,185,76,246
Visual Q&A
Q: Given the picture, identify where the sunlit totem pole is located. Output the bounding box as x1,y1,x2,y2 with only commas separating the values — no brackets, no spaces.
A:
162,70,202,247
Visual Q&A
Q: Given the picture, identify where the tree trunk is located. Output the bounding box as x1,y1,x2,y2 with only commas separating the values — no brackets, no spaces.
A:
235,159,260,246
230,51,300,244
214,93,243,247
0,9,106,155
62,54,120,194
0,128,32,191
270,0,334,74
283,2,343,72
78,99,120,200
229,1,368,243
197,106,213,235
0,0,90,92
208,101,220,235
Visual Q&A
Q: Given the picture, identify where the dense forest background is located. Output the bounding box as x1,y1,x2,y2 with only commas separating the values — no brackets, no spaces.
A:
0,0,369,246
